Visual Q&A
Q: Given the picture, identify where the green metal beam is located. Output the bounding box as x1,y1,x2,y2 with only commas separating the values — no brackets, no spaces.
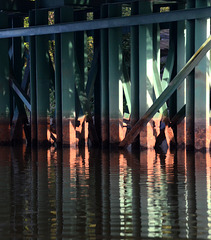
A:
186,0,195,149
130,1,139,128
29,10,37,145
0,13,10,144
54,8,62,144
122,58,131,114
9,77,31,111
119,35,211,147
153,61,168,115
194,0,210,150
108,4,123,144
100,4,109,145
0,7,211,39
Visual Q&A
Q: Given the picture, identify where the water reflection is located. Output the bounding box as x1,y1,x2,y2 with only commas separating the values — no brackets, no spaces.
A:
0,146,210,239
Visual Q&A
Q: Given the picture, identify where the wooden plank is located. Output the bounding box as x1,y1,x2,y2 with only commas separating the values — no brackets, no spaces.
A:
119,35,211,147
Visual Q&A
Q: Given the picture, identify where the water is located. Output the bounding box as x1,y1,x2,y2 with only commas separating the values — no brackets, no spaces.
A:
0,146,210,239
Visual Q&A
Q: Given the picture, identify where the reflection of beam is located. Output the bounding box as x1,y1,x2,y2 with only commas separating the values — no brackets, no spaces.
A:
9,77,31,111
119,35,211,147
0,7,211,39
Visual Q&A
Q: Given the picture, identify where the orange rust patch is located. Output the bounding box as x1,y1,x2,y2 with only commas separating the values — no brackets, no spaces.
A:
76,116,88,146
0,120,10,144
109,119,125,144
140,118,160,149
62,118,76,147
37,118,51,146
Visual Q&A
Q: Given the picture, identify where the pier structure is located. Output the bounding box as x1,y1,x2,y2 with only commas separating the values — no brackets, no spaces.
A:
0,0,210,151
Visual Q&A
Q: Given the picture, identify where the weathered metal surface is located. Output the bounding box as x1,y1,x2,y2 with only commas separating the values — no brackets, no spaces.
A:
100,4,109,146
186,0,195,149
0,7,211,39
9,78,31,111
0,13,10,144
194,0,210,151
36,9,51,146
130,2,139,130
139,1,155,149
54,8,62,145
119,35,211,148
60,6,76,147
108,4,124,144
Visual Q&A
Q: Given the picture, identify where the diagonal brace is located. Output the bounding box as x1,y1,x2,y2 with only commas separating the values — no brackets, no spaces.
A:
119,35,211,147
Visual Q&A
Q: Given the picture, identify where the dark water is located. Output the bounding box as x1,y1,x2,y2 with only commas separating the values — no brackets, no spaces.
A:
0,146,210,239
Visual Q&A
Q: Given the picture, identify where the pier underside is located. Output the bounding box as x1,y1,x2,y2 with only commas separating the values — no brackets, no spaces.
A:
0,0,210,151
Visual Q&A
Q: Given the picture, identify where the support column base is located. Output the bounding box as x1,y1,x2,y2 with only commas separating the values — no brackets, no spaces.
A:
62,118,76,147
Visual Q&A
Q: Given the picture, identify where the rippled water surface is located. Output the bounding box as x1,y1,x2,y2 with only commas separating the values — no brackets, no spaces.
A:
0,146,210,239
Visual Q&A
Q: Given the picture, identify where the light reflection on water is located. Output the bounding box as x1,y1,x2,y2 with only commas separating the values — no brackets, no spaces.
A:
0,146,210,239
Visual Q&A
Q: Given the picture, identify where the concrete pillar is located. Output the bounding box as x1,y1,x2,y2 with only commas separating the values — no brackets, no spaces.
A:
35,10,51,146
0,13,10,144
60,7,76,147
108,4,124,145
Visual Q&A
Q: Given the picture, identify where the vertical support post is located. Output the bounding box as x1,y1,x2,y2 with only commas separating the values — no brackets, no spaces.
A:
74,11,88,147
60,7,76,147
186,0,195,150
177,3,186,148
35,10,51,146
130,2,140,148
100,5,109,146
11,16,25,143
30,10,37,146
194,0,210,151
0,13,10,144
94,10,101,144
54,9,62,145
108,4,124,145
139,2,154,149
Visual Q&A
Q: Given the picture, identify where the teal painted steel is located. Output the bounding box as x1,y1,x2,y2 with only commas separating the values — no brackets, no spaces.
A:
29,10,37,145
176,3,186,146
54,9,62,144
0,7,211,39
10,78,31,111
35,9,51,145
194,0,210,150
0,13,10,133
100,4,109,145
139,2,154,118
60,7,75,119
130,1,139,128
36,10,50,119
120,35,211,147
186,0,195,149
108,3,123,143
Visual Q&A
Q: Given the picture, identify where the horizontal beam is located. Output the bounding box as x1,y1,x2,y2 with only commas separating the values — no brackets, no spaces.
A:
119,35,211,147
0,7,211,39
